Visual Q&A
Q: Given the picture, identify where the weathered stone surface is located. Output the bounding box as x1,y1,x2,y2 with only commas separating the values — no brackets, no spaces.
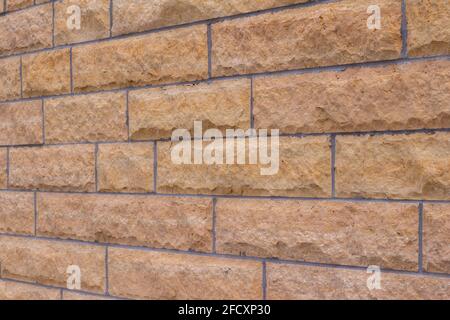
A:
216,199,418,271
0,236,105,293
109,249,262,299
423,204,450,274
157,136,331,197
98,143,153,193
37,193,212,252
336,133,450,200
0,100,43,146
0,149,6,189
0,192,34,235
9,145,95,192
7,0,34,11
44,92,128,143
0,1,3,12
0,4,53,56
0,280,60,300
254,60,450,133
129,79,251,140
212,0,402,76
23,49,72,97
55,0,110,45
63,291,114,300
0,57,21,101
73,25,208,92
267,264,450,300
112,0,308,36
407,0,450,57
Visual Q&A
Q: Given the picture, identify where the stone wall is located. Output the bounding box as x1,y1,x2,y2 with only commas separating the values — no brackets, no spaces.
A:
0,0,449,300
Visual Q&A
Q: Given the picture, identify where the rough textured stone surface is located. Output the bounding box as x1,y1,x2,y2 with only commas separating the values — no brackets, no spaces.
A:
423,204,450,274
37,193,212,252
0,149,6,189
336,133,450,200
212,0,402,76
158,136,331,197
254,60,450,133
112,0,308,36
23,49,72,98
407,0,450,57
55,0,110,45
0,280,60,300
63,291,114,300
73,26,208,92
109,249,262,299
267,264,450,300
7,0,34,11
98,143,154,193
0,100,43,146
0,57,21,101
44,92,128,144
9,145,95,192
216,199,418,271
0,236,105,293
0,4,53,56
129,79,251,140
0,192,34,235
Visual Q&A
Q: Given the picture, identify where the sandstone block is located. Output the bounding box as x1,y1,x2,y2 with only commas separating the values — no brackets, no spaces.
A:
55,0,110,45
0,4,53,57
129,79,251,140
336,133,450,200
0,280,60,300
157,136,332,197
216,199,418,271
0,192,35,235
112,0,309,36
0,149,6,189
407,0,450,56
23,49,72,97
73,25,208,92
0,236,105,293
7,0,34,11
212,0,402,76
109,248,262,299
44,92,127,143
423,204,450,273
0,57,21,101
267,264,450,299
254,60,450,133
37,193,212,252
97,143,153,193
0,100,43,146
9,145,96,192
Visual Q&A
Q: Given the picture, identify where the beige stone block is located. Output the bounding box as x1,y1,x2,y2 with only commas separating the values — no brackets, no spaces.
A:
109,248,262,299
37,193,212,252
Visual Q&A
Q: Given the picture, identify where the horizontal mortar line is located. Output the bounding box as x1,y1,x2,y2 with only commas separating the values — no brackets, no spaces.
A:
2,127,450,149
0,232,449,279
1,188,450,204
1,53,450,106
0,0,342,56
0,277,129,300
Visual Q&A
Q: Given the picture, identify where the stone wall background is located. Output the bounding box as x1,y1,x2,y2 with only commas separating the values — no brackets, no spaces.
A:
0,0,449,300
